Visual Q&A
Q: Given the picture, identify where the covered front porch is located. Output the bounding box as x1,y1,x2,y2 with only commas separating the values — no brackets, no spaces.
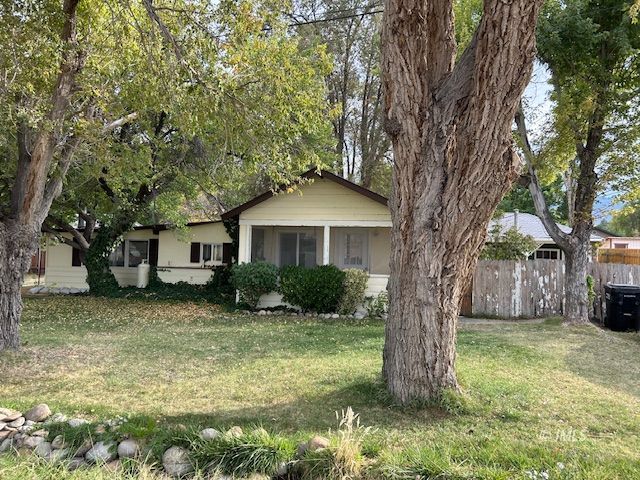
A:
237,221,390,307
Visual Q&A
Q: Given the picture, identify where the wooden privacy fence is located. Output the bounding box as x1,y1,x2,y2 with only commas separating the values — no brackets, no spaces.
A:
598,248,640,265
470,259,640,319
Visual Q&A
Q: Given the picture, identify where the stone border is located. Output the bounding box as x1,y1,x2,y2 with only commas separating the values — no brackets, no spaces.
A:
0,403,331,479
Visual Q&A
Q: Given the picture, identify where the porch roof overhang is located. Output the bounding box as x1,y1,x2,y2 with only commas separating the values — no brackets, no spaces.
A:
221,168,389,221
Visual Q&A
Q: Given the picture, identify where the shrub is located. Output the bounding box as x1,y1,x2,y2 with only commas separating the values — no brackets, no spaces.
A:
231,262,279,309
337,269,369,315
365,292,388,318
279,265,346,313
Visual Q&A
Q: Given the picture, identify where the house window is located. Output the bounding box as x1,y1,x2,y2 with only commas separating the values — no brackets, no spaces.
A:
338,229,368,269
614,243,628,249
128,241,149,267
279,232,316,267
109,240,149,267
535,249,560,260
202,243,223,263
251,228,266,262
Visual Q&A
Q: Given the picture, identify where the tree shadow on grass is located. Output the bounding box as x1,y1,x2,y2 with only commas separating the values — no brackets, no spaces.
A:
564,328,640,400
154,378,449,434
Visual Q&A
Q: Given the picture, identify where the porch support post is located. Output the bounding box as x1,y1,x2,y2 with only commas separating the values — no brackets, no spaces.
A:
238,224,252,264
323,225,330,265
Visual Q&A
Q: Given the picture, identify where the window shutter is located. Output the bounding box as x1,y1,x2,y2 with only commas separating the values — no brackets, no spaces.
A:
222,243,233,265
149,239,159,266
72,248,82,267
190,242,201,263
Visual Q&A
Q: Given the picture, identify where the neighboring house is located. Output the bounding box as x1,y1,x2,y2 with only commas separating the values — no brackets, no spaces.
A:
600,236,640,249
488,211,603,260
221,169,391,307
44,221,233,289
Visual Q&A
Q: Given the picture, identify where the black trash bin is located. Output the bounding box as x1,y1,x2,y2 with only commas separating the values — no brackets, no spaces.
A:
604,284,640,332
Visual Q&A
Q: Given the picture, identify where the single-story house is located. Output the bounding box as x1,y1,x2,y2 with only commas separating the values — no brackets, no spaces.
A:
220,169,391,307
488,211,603,260
44,169,605,307
600,236,640,249
44,221,233,290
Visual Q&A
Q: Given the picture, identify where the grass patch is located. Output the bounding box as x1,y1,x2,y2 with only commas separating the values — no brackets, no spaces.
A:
0,296,638,479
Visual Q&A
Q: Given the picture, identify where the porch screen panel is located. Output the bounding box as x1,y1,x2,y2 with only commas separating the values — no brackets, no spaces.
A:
279,233,297,267
299,233,316,267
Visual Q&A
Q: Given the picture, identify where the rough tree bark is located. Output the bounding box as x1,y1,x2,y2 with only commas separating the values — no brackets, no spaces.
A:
381,0,544,403
0,0,84,351
515,102,601,324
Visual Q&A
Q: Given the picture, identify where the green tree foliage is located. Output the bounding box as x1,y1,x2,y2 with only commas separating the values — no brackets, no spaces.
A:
28,0,335,292
599,200,640,235
498,178,568,223
480,225,538,261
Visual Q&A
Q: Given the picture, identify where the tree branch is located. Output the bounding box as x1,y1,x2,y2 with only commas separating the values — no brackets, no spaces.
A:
514,102,571,250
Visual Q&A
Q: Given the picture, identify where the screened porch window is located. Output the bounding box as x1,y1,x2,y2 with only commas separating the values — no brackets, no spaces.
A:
279,232,316,267
338,230,368,269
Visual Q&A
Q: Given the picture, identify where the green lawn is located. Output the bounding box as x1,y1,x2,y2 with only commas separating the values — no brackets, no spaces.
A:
1,296,639,479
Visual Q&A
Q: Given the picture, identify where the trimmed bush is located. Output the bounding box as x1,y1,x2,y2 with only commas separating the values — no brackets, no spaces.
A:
231,262,279,309
337,269,369,315
279,265,346,313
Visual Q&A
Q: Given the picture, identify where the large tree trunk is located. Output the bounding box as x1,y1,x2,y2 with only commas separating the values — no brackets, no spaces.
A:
564,237,591,323
0,223,40,350
381,0,543,403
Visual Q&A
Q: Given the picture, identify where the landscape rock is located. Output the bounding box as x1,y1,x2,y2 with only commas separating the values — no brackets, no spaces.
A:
200,428,221,441
226,426,243,437
21,436,45,449
257,310,267,316
24,404,51,422
51,435,65,450
162,446,193,477
85,441,117,464
331,313,339,319
307,435,329,452
49,447,70,462
0,431,14,442
68,418,89,428
7,417,24,428
67,457,86,470
296,441,308,458
31,429,48,437
24,420,35,427
0,422,6,430
117,439,139,459
0,409,21,422
0,438,13,453
33,441,52,459
74,438,93,457
47,412,67,424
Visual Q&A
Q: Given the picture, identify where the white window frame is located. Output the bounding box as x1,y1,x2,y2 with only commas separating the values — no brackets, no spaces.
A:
276,230,317,267
534,248,562,260
336,228,369,270
202,243,223,265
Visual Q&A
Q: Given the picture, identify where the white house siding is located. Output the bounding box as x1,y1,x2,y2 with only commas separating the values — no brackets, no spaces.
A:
239,178,390,223
44,230,159,289
156,222,232,284
157,222,231,267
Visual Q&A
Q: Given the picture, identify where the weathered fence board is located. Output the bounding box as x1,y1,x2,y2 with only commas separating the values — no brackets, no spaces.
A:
470,260,640,319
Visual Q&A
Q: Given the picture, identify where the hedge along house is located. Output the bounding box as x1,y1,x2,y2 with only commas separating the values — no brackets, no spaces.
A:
221,169,391,308
44,221,233,290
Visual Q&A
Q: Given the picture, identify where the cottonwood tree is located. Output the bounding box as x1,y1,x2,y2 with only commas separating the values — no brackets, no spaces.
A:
0,0,332,350
516,0,640,324
381,0,544,403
